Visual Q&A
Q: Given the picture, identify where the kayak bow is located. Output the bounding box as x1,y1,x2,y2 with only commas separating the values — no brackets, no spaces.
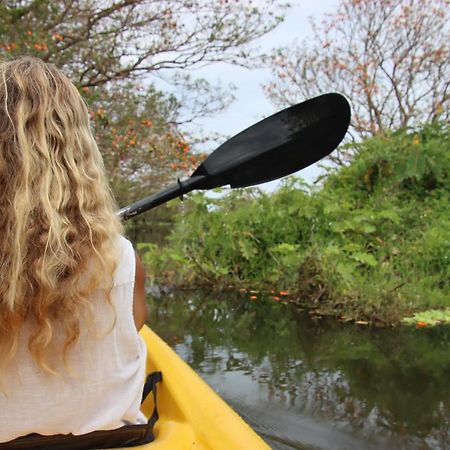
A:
136,325,270,449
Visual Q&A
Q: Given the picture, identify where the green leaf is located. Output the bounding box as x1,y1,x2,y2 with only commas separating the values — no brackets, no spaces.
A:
324,203,341,215
360,222,376,233
323,245,342,257
342,242,360,253
350,252,377,267
238,239,257,260
331,220,352,232
377,210,401,224
406,148,426,179
336,262,356,282
272,243,299,254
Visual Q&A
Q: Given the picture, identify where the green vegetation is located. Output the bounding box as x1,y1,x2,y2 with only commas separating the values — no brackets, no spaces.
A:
402,310,450,327
139,121,450,325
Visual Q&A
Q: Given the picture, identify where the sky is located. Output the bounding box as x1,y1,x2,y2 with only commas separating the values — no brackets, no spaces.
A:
184,0,339,188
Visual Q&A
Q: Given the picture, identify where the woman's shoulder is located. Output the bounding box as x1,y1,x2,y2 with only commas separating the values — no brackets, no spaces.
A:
113,235,136,286
115,234,133,251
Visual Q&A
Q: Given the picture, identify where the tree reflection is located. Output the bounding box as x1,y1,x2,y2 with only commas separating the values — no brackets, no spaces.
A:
148,292,450,448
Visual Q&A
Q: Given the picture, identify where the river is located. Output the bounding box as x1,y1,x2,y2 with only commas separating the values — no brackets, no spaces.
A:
147,290,450,450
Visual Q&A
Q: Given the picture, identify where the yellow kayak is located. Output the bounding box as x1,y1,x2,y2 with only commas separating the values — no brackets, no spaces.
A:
134,325,270,450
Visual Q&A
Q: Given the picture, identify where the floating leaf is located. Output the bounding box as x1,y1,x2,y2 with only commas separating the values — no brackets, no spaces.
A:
402,310,450,327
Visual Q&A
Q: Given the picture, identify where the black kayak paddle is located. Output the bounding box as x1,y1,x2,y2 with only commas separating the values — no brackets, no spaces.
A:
118,93,351,220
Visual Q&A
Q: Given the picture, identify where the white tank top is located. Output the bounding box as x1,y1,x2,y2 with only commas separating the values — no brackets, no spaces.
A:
0,235,147,443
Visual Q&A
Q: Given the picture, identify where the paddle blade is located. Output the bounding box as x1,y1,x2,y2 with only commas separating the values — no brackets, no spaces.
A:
191,93,350,189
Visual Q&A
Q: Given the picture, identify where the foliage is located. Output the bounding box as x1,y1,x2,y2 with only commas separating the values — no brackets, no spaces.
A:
139,121,450,324
264,0,450,162
0,0,286,85
0,0,287,238
402,310,450,327
86,83,204,205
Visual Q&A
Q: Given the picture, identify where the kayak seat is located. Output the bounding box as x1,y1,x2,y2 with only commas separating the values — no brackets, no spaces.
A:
0,371,162,450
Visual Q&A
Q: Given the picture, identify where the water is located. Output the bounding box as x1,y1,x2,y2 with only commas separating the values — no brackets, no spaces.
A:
147,291,450,450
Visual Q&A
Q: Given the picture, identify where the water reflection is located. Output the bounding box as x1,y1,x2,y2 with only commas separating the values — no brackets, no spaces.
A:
147,291,450,450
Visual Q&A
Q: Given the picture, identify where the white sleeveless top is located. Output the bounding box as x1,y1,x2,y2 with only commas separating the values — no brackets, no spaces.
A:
0,235,147,443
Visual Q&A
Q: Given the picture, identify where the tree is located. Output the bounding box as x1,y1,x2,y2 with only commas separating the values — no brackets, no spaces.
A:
0,0,288,196
85,83,200,205
264,0,449,161
0,0,286,86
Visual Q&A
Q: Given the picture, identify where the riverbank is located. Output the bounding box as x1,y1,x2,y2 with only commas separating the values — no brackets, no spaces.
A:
138,122,449,326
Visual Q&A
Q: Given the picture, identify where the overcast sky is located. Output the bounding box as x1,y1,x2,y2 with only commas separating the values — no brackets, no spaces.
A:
185,0,339,187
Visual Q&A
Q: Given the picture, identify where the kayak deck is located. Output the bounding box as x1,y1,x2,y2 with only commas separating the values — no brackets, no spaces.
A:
134,325,270,449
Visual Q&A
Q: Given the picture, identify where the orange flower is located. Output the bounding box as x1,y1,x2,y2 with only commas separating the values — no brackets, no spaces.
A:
272,296,281,301
141,119,153,128
33,43,48,51
249,295,257,300
416,321,427,328
279,291,289,296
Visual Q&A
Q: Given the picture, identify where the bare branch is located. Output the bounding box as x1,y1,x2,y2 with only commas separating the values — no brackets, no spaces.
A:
264,0,450,155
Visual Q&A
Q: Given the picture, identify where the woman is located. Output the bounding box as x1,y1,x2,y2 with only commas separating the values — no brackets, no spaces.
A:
0,56,148,443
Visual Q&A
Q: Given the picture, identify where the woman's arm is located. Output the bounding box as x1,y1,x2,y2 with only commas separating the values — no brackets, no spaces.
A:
133,252,148,331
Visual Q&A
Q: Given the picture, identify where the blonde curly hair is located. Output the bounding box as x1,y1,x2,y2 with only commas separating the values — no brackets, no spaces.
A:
0,56,122,374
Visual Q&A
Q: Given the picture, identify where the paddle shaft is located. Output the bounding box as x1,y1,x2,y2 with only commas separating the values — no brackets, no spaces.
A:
118,176,205,220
